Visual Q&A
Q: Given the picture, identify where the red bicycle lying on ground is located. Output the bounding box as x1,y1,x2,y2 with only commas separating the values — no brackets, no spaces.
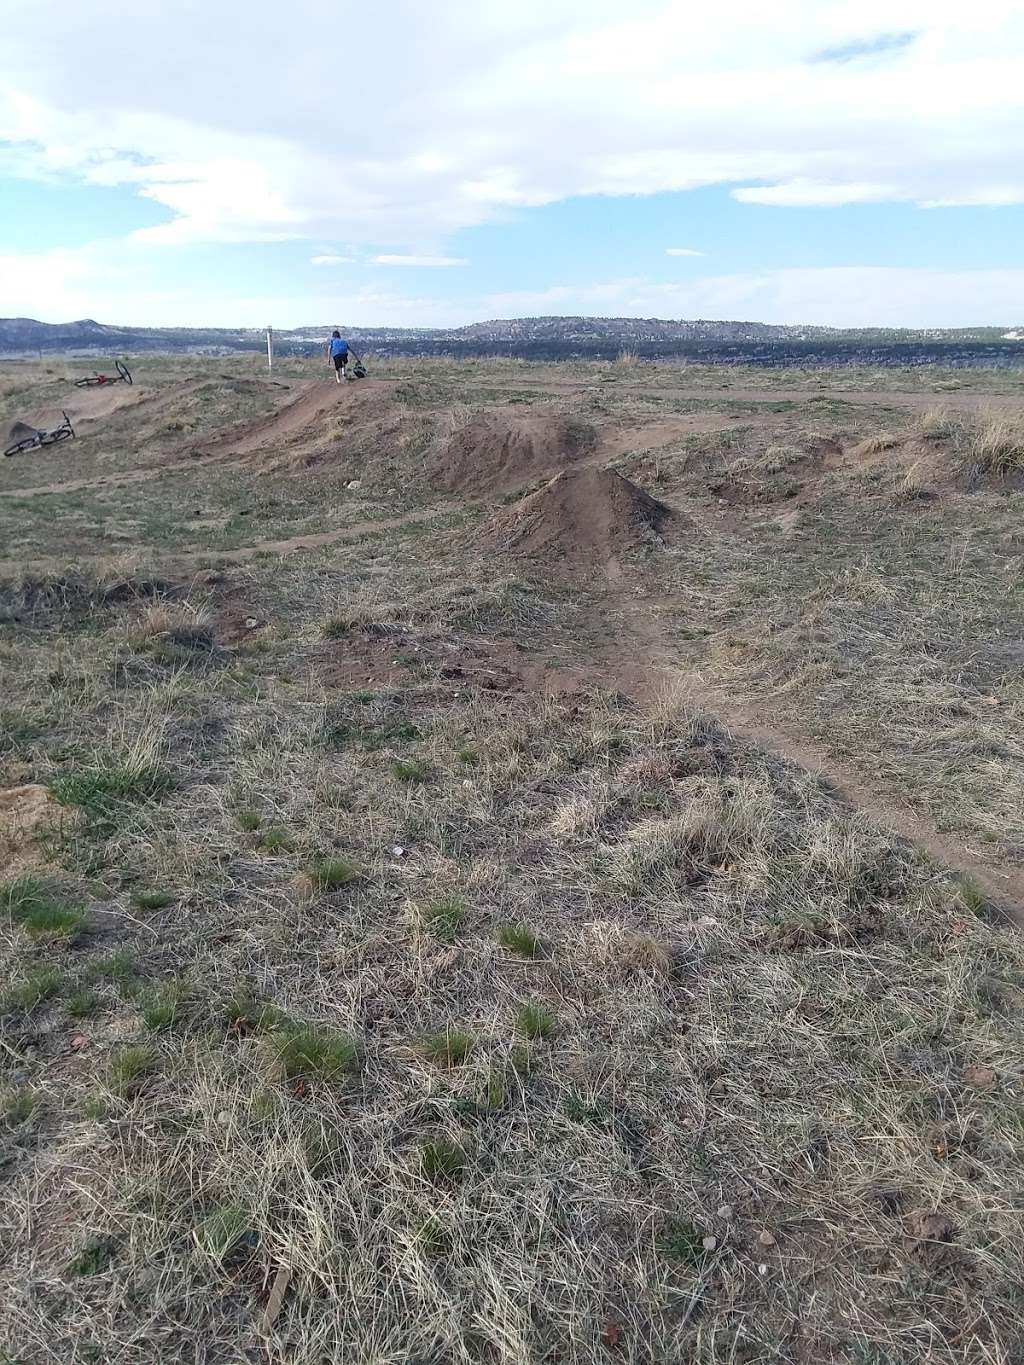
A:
4,411,76,457
74,360,132,388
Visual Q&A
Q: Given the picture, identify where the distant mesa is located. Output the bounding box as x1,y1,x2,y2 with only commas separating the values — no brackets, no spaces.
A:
2,315,1023,367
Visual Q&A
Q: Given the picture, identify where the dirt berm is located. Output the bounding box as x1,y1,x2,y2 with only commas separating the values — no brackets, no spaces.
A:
484,466,671,561
428,412,596,495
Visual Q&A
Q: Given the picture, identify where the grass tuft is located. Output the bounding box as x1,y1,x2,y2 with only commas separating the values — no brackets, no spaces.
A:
517,1000,556,1041
132,889,176,911
67,986,102,1018
420,894,467,942
497,922,542,958
963,413,1024,474
258,826,294,854
138,980,184,1032
3,876,87,942
236,808,261,832
51,752,171,819
420,1025,475,1067
68,1236,118,1278
1,966,62,1014
306,855,361,891
2,1087,38,1128
274,1025,359,1081
108,1044,158,1095
220,986,284,1036
658,1218,709,1266
195,1205,250,1262
419,1137,468,1183
391,757,429,784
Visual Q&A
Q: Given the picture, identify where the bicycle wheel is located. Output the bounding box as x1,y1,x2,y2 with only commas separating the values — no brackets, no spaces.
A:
40,428,74,448
4,437,39,457
116,360,133,385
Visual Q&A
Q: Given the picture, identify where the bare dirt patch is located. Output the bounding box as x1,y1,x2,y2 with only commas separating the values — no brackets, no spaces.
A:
0,783,79,875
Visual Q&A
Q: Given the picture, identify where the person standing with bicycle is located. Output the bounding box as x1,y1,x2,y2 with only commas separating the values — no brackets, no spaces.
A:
325,330,360,383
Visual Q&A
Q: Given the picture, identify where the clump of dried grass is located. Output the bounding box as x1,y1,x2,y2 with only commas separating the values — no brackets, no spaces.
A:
960,411,1024,474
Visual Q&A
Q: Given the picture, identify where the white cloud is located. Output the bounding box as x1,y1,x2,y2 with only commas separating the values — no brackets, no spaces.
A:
0,0,1022,252
371,255,467,267
311,255,355,266
665,248,705,257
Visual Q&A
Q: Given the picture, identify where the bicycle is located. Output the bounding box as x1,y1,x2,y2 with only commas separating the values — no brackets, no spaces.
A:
4,411,76,457
74,360,133,388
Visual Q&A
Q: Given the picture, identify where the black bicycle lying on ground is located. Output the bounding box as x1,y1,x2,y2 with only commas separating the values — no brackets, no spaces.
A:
4,411,76,457
74,360,132,388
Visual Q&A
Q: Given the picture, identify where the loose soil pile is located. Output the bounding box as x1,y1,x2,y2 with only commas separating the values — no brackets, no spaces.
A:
484,466,670,561
428,412,596,495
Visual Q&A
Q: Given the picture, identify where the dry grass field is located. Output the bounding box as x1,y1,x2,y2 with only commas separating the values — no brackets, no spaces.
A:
1,353,1023,1363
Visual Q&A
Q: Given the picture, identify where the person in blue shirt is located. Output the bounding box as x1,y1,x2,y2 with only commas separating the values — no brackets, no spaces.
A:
325,329,360,383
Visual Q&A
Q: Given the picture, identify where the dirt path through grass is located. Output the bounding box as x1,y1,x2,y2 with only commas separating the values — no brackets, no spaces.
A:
595,596,1024,925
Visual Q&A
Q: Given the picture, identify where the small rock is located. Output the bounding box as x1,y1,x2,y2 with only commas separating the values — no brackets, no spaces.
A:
69,1032,90,1052
758,1230,777,1247
962,1063,997,1090
717,1204,734,1220
392,846,406,857
245,617,259,630
216,1110,231,1125
702,1236,718,1252
758,1262,769,1275
347,480,362,490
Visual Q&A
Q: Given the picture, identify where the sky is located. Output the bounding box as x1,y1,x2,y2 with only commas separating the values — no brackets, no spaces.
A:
1,0,1023,330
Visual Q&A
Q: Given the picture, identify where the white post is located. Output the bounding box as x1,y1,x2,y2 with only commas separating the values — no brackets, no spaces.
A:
266,325,274,372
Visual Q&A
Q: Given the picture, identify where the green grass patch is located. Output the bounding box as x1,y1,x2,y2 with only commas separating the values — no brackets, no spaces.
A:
421,894,467,942
497,922,542,958
657,1218,708,1266
195,1205,250,1262
109,1044,158,1095
391,757,429,784
132,889,176,911
420,1025,475,1068
82,1095,109,1121
956,875,999,923
138,981,184,1032
3,876,88,942
236,808,261,832
258,826,295,854
419,1137,468,1183
68,1235,118,1278
51,759,171,819
1,966,62,1014
324,717,421,752
88,948,138,995
67,986,102,1018
2,1087,38,1128
0,710,44,755
517,1000,556,1041
220,986,285,1036
306,856,361,891
274,1025,359,1081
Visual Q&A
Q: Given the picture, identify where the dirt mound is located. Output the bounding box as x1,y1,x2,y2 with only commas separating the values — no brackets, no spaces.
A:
484,467,670,562
429,412,596,496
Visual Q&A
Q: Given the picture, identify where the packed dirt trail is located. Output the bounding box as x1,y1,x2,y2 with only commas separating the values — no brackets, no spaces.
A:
501,377,1024,413
0,378,373,502
589,595,1024,927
